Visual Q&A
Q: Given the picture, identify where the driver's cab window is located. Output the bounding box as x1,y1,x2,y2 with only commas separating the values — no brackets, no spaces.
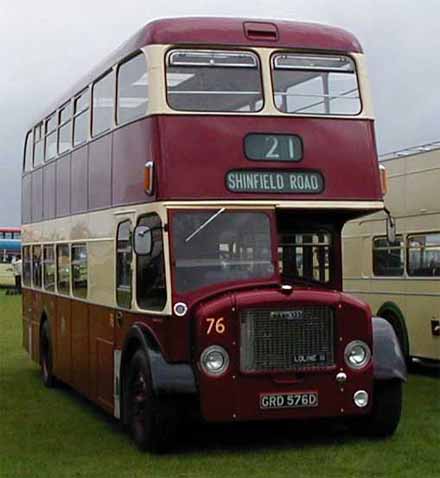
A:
116,220,132,308
136,213,167,310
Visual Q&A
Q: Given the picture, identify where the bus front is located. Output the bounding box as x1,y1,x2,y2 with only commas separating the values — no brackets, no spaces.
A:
132,20,406,449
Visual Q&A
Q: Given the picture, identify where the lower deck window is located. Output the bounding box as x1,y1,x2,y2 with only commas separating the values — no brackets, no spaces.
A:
373,236,404,277
57,244,70,294
72,244,88,298
22,246,31,286
43,245,55,291
32,245,42,288
407,233,440,277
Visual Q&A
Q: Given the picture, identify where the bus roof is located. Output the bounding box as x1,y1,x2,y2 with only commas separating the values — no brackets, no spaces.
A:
30,17,362,128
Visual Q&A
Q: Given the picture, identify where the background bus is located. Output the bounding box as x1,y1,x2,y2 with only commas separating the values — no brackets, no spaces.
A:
0,226,21,260
0,226,21,287
343,142,440,363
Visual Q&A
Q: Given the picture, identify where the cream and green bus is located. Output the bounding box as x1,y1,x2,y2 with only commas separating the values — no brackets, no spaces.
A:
343,142,440,363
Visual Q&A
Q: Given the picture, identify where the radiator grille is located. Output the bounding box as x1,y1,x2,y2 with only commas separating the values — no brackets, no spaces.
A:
240,306,335,372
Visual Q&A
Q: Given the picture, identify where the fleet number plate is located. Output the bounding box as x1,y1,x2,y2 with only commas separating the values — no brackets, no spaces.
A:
260,392,319,410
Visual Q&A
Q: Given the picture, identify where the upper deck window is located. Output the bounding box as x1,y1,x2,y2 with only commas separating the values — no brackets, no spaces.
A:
44,113,58,161
24,131,33,172
93,71,114,136
166,49,263,112
117,53,148,125
33,123,44,167
59,101,72,154
73,89,90,146
272,54,361,116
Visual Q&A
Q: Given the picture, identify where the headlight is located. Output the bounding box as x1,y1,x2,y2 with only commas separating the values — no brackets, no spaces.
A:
200,345,229,376
344,340,371,369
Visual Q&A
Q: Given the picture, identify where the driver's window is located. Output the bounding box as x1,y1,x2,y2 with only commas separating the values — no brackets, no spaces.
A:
136,213,167,310
116,220,132,308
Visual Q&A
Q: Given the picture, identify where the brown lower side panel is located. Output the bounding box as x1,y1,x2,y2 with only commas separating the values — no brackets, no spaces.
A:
22,289,116,415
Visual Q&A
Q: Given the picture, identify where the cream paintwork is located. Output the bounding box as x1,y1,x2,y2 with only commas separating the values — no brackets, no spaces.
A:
144,45,374,120
343,148,440,360
22,199,383,316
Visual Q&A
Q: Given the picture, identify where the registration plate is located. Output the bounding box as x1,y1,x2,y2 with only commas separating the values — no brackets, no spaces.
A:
260,392,318,410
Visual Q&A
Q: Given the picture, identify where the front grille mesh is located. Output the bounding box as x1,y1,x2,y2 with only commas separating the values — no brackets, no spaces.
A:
240,306,335,372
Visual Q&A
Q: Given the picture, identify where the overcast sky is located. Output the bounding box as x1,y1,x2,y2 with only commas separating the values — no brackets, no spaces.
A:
0,0,439,226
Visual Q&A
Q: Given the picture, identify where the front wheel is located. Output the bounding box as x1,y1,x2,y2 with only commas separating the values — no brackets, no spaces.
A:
125,349,177,453
352,380,403,438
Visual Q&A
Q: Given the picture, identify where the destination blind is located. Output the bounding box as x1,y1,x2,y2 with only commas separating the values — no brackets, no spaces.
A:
226,170,324,193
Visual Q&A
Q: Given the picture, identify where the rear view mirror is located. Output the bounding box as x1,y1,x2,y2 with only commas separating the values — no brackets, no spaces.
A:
133,226,152,256
385,208,396,244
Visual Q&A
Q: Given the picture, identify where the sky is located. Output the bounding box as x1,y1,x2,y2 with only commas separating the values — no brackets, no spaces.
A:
0,0,439,226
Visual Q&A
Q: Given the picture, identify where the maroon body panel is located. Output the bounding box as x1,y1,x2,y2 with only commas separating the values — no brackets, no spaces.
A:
158,116,381,202
195,288,373,422
71,148,88,214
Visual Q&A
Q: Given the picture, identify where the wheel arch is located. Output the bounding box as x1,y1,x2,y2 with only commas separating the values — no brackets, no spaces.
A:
120,324,197,425
376,301,410,359
372,316,407,382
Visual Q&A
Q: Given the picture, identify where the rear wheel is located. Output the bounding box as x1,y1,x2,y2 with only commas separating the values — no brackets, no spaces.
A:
40,321,56,388
353,380,402,438
126,349,177,453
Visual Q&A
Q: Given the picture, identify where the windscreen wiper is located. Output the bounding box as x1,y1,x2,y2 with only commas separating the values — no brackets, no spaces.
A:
184,208,225,243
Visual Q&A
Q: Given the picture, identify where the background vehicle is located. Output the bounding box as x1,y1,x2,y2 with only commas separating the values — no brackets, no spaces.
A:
0,226,21,262
21,17,406,452
343,142,440,363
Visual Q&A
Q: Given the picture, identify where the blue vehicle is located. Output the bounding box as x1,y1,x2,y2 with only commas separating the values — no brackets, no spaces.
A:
0,227,21,261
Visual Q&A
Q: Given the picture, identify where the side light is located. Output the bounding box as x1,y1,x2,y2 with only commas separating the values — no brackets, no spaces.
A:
379,164,388,196
144,161,154,195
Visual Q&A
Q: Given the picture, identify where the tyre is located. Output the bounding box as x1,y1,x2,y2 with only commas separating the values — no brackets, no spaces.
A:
40,321,56,388
125,349,177,453
354,380,402,438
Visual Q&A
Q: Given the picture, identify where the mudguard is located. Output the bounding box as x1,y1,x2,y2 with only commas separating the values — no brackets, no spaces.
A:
122,325,197,396
372,317,407,382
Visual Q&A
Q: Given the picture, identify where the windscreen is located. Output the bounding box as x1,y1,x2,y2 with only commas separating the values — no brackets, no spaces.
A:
272,54,361,115
172,211,274,293
166,49,263,112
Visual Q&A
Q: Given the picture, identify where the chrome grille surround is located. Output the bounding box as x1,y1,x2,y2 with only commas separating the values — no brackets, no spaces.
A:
240,306,335,372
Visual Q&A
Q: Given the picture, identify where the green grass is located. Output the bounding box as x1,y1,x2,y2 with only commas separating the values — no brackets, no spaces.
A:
0,290,439,478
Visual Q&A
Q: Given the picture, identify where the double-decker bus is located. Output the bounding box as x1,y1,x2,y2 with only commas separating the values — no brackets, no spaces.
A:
21,17,406,452
343,142,440,364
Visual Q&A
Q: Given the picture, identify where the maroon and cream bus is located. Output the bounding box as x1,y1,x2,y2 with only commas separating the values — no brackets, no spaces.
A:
21,17,406,452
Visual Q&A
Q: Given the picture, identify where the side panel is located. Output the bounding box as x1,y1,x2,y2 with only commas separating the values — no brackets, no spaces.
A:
71,301,90,397
89,304,114,412
54,296,72,384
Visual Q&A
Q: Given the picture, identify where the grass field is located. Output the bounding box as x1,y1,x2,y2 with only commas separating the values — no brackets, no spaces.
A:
0,290,439,478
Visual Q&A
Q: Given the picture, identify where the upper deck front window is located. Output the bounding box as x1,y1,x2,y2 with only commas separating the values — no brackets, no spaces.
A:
166,49,263,112
272,54,361,116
